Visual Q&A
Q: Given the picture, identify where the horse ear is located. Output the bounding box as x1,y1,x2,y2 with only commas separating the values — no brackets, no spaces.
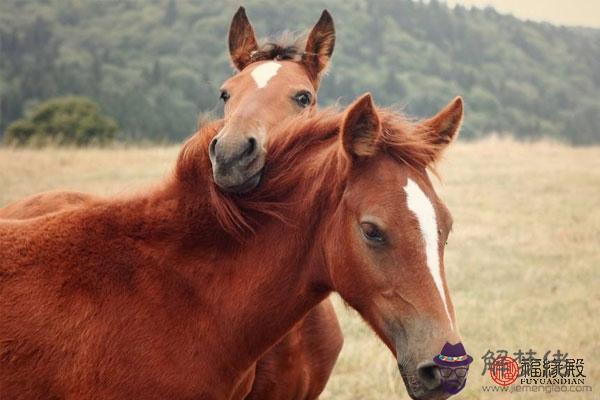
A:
341,93,381,158
228,7,259,71
421,97,463,159
302,10,335,85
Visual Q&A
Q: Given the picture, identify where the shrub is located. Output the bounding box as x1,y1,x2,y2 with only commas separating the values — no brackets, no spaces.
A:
4,96,118,146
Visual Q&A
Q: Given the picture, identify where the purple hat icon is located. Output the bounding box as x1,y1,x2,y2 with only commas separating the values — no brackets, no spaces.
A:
433,342,473,367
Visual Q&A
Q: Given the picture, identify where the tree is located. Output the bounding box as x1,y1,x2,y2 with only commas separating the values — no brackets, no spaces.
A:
0,0,599,143
4,96,118,146
563,105,600,145
162,0,178,27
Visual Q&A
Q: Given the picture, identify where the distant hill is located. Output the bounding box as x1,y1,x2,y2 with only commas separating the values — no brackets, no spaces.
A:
1,0,599,144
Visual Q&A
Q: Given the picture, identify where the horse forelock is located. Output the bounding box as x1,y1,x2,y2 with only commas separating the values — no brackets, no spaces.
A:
249,32,306,64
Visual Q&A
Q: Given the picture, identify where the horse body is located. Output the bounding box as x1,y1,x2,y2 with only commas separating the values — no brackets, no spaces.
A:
0,178,329,399
0,190,342,399
0,188,332,399
1,8,342,400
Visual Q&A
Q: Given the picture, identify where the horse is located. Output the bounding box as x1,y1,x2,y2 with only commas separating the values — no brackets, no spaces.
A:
0,8,342,399
0,93,467,400
211,6,335,193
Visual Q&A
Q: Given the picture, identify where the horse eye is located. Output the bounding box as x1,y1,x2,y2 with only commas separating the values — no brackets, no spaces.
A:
293,91,312,108
360,222,386,245
220,90,230,102
439,228,449,246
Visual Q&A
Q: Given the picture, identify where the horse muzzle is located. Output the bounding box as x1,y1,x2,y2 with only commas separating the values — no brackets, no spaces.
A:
398,360,451,400
209,132,265,193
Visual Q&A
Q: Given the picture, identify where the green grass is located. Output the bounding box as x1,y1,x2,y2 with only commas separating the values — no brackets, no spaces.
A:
1,138,598,399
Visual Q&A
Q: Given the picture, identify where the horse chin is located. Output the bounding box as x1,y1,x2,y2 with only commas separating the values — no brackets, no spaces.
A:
217,169,263,194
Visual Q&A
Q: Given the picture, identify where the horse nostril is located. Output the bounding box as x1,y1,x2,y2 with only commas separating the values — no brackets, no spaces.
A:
244,137,257,159
417,361,442,390
209,137,218,159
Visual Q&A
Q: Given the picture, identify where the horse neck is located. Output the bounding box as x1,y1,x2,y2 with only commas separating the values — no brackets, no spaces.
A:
170,136,348,377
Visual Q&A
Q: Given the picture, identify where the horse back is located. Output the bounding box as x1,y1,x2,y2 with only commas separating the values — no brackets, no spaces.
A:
0,190,97,220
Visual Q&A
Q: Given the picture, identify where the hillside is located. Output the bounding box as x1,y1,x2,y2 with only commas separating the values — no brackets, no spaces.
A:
1,0,599,144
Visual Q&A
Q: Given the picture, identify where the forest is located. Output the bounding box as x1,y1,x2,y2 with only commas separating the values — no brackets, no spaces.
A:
1,0,599,144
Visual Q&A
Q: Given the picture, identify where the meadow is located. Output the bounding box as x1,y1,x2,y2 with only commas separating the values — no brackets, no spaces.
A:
0,138,598,399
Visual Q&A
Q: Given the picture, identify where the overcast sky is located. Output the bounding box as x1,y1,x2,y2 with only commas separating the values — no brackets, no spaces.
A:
444,0,600,28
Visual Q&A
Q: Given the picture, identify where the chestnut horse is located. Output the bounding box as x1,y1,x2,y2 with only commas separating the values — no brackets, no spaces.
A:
0,94,467,400
212,7,335,192
0,8,341,400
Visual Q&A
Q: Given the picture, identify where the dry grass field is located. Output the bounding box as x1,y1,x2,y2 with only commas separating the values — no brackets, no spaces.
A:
0,138,598,399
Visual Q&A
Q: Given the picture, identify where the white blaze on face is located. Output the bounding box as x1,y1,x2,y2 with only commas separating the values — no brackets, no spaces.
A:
404,178,453,329
251,61,282,89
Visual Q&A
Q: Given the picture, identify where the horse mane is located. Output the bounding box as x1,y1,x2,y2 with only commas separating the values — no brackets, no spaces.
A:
174,107,444,241
174,109,344,240
218,109,346,240
250,32,306,63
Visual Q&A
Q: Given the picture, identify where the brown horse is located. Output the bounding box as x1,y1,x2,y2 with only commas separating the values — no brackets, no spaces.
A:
0,8,341,400
211,7,335,192
0,94,466,399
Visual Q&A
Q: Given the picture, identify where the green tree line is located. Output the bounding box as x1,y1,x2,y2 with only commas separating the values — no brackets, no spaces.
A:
1,0,599,144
